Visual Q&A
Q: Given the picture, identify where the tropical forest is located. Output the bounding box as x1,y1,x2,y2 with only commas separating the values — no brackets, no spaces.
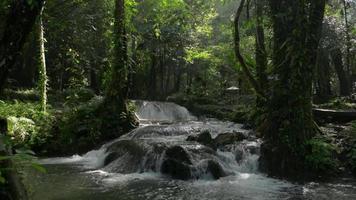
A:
1,0,356,199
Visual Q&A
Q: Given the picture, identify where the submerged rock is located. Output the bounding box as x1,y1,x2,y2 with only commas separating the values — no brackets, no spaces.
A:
186,130,216,150
214,131,246,146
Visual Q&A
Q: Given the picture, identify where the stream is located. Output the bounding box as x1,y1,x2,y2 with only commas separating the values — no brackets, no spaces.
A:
23,101,356,200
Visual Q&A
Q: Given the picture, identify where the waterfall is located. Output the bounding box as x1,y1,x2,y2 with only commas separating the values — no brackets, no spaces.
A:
40,101,258,180
134,100,197,122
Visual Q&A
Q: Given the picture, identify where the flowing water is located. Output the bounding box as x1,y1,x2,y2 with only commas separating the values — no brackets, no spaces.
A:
23,101,356,200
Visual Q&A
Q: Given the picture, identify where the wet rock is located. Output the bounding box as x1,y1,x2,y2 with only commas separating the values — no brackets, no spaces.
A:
206,160,227,179
104,140,145,166
165,146,192,164
104,152,119,166
234,148,244,163
161,146,192,180
161,159,192,180
186,130,216,150
246,144,260,155
214,131,247,146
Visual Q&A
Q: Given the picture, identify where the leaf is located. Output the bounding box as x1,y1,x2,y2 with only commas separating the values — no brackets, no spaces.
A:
0,174,5,184
31,163,47,173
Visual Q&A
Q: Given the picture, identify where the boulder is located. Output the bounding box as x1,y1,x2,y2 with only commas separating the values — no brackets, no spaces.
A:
234,147,244,163
164,146,192,164
186,130,216,150
161,146,192,180
104,140,145,166
206,160,227,179
161,159,192,180
214,131,247,147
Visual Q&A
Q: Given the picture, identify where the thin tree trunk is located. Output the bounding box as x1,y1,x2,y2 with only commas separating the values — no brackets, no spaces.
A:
149,53,157,100
246,0,251,19
38,12,47,112
234,0,264,97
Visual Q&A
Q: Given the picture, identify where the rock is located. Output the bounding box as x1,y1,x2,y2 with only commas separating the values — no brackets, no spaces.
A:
186,130,216,150
161,146,192,180
164,146,192,164
206,160,227,179
246,144,260,155
104,152,119,166
214,131,247,146
234,148,244,163
161,159,192,180
104,140,145,166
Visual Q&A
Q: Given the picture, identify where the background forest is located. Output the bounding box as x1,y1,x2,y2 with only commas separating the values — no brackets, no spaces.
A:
0,0,356,199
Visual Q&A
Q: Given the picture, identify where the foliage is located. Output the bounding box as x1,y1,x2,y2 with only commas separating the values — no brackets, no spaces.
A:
305,137,339,174
318,98,356,110
0,100,54,148
59,96,103,147
0,135,46,185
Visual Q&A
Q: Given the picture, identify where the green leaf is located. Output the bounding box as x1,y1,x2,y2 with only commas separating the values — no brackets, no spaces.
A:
31,163,47,173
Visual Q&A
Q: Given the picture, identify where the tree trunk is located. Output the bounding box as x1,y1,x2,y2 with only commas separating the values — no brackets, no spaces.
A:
260,0,326,179
343,0,351,77
148,53,157,100
38,12,47,112
101,0,137,134
254,0,268,107
0,0,45,95
331,48,351,96
314,49,332,103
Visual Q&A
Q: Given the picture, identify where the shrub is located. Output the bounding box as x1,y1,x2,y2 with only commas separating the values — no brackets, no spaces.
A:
305,137,338,174
0,101,54,148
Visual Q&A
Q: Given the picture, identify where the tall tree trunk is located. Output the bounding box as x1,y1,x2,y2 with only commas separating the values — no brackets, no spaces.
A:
343,0,351,76
260,0,326,179
159,46,165,99
38,12,47,112
254,0,268,107
331,48,351,96
174,65,182,93
315,48,332,103
148,53,157,100
0,0,45,95
101,0,137,134
106,0,128,103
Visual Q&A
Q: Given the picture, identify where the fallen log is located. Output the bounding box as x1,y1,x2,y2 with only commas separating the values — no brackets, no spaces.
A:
313,108,356,123
0,118,28,200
